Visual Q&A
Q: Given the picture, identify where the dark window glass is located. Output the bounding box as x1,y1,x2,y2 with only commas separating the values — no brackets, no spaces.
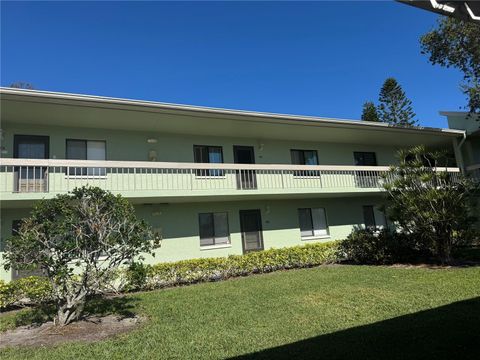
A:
298,208,328,238
198,212,230,246
66,139,106,176
298,208,314,237
193,145,224,176
354,152,377,166
291,150,319,176
363,205,376,229
66,140,87,160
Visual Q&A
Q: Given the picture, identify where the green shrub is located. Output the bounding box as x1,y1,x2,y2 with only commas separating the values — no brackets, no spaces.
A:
0,280,17,309
14,276,53,304
337,228,424,265
138,242,338,290
124,262,152,291
0,276,53,310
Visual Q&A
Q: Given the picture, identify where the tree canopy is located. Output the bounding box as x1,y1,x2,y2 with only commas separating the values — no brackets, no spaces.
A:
4,186,160,326
377,78,417,126
420,17,480,115
361,101,380,122
382,146,478,263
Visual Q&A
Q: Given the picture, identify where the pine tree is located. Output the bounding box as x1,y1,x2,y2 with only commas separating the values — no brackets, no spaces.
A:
361,101,380,122
377,78,417,126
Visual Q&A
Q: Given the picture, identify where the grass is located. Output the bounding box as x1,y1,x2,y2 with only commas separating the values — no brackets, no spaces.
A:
1,265,480,359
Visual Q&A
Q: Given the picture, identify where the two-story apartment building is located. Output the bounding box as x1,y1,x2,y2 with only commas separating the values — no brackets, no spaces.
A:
0,88,465,281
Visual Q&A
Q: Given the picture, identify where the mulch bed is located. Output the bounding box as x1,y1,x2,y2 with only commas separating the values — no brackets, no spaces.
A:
0,314,142,348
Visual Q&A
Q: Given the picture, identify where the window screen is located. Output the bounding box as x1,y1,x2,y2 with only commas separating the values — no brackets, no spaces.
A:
298,208,328,238
194,145,224,176
291,150,319,176
199,212,230,246
354,152,377,166
66,139,106,176
363,205,376,229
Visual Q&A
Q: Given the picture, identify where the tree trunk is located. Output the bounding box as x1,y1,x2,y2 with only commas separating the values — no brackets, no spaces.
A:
55,294,87,326
436,235,452,265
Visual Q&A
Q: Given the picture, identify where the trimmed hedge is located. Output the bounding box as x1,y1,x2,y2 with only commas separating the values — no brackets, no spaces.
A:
127,242,339,291
1,242,339,307
0,276,52,309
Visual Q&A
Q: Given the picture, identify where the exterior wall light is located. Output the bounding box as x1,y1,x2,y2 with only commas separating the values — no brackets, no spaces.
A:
147,138,158,144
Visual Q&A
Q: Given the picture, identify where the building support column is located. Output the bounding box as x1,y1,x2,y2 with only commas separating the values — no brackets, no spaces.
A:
452,137,466,173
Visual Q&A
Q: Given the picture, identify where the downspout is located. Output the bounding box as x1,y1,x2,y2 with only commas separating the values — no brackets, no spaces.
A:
452,131,467,173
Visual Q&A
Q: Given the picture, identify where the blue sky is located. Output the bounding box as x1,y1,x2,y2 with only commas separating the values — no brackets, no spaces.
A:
1,1,466,128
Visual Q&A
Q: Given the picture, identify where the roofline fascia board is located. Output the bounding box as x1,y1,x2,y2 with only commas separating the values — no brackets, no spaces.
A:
0,87,464,137
439,111,471,116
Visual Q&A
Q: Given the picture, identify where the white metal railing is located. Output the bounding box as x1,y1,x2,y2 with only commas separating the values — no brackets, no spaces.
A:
0,158,462,196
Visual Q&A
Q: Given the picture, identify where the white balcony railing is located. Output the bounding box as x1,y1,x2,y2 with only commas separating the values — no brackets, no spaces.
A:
0,158,462,198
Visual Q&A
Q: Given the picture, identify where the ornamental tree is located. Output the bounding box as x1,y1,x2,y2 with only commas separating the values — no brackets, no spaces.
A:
4,186,160,326
361,101,380,122
382,146,478,263
377,78,417,126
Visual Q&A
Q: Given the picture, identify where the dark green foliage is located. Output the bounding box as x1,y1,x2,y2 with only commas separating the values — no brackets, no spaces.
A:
124,262,150,291
3,186,159,325
420,17,480,115
383,146,479,263
337,228,428,265
361,101,380,122
377,78,417,126
125,242,338,290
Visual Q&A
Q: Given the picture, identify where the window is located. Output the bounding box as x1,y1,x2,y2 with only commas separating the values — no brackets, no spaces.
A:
194,145,224,176
363,205,376,229
198,212,230,247
291,149,319,176
12,220,22,236
354,152,378,187
353,152,377,166
298,208,328,238
66,139,106,176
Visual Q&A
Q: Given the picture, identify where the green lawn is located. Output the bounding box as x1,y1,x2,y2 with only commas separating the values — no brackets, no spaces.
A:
1,265,480,359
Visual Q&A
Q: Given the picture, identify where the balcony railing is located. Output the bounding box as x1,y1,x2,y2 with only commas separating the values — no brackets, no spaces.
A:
0,158,462,199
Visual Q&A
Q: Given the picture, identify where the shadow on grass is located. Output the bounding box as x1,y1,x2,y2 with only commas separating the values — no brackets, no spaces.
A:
5,295,139,329
83,295,139,319
230,297,480,360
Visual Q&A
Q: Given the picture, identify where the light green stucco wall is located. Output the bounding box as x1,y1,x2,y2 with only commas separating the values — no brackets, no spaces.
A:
0,195,385,281
2,123,400,166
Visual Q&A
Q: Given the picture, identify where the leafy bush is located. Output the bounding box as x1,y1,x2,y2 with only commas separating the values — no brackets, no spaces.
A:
3,186,159,326
337,229,423,265
0,280,16,309
124,242,338,291
0,276,52,310
124,262,150,291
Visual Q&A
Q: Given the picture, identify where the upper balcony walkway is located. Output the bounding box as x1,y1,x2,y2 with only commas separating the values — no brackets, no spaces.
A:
0,158,462,204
